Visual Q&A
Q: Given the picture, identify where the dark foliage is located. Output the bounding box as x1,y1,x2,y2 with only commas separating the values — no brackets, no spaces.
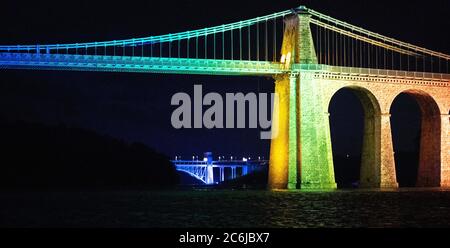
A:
0,120,179,189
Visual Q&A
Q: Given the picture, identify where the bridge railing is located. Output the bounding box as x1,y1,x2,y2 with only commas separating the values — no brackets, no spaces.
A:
0,52,286,75
293,64,450,82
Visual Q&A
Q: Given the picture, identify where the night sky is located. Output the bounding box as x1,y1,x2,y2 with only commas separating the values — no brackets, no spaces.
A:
0,0,449,160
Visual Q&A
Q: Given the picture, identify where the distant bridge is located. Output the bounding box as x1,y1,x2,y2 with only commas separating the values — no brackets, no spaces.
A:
172,153,267,184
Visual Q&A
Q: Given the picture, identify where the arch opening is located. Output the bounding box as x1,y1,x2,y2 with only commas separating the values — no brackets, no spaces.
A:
328,86,381,188
390,90,441,187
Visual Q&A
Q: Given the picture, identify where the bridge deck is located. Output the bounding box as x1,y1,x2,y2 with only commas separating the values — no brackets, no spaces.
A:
1,53,449,84
0,53,282,76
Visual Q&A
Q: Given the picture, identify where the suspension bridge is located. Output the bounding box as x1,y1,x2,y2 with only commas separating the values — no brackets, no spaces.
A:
0,6,449,189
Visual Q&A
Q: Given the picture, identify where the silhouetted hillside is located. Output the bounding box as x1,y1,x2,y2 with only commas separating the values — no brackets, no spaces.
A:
216,168,268,189
0,121,179,189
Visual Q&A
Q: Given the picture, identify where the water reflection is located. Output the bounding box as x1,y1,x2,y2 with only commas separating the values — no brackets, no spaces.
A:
0,188,449,227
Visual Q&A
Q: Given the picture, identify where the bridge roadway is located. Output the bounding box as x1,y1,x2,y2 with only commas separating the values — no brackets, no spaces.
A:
1,53,449,86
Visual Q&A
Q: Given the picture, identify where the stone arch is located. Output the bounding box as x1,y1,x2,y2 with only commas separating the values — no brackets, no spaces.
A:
327,85,383,187
390,89,441,187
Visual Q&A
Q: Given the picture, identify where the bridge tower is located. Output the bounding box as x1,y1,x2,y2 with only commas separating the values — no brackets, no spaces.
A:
269,7,336,189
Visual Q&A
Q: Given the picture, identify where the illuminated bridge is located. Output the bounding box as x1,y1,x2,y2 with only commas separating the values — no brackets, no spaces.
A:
172,153,267,185
1,6,449,189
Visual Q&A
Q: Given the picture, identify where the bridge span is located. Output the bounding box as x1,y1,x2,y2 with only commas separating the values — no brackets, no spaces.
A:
172,153,267,184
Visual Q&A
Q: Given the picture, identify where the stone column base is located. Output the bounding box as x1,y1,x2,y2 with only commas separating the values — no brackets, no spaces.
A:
440,181,450,188
360,182,398,188
287,183,299,189
300,182,337,190
380,182,399,188
268,183,288,190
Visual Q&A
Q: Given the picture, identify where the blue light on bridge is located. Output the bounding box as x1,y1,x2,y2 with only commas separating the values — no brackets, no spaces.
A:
172,152,267,185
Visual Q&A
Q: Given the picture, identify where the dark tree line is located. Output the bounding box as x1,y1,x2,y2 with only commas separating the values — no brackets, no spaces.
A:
0,120,179,189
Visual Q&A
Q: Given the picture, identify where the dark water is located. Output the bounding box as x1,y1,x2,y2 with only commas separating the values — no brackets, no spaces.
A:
1,188,450,227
